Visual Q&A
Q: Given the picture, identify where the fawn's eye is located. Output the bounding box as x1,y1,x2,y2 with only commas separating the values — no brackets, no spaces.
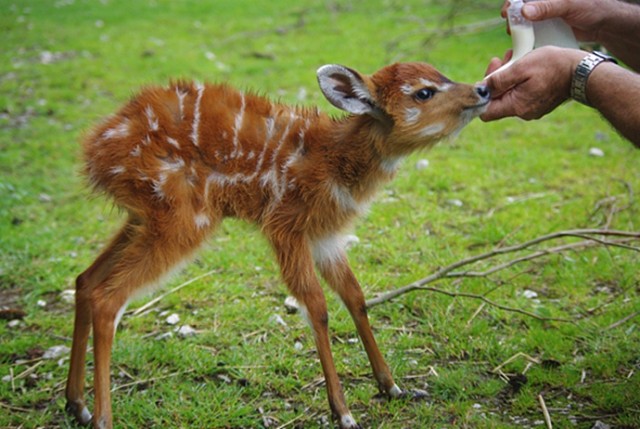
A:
414,88,436,102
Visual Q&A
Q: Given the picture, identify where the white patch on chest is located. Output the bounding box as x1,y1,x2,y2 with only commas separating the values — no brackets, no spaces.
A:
310,235,348,268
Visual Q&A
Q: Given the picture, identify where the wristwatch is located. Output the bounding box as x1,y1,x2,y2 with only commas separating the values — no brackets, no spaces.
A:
570,51,618,106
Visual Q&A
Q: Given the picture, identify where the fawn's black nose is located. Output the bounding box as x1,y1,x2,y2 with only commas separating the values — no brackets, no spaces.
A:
475,84,490,100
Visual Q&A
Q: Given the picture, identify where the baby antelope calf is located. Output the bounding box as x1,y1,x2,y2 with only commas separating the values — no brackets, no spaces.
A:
65,62,489,428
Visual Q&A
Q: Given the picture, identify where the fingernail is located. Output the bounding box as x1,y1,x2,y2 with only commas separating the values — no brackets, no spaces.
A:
522,4,539,19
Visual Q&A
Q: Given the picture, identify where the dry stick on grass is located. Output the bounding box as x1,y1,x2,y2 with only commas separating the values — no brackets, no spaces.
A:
366,230,640,318
538,394,553,429
605,310,640,331
130,268,221,317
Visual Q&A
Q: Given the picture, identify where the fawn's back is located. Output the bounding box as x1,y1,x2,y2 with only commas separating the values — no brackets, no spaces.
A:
84,63,489,240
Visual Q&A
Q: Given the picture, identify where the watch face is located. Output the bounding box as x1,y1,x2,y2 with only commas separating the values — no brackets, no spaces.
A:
594,50,618,64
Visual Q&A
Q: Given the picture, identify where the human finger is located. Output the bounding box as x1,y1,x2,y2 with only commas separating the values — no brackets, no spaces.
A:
521,0,571,22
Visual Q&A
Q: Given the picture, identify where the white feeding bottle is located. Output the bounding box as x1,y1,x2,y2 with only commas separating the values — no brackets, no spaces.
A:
487,0,578,78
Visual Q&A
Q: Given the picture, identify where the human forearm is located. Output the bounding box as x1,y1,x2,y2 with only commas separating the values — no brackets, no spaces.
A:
598,1,640,71
587,61,640,147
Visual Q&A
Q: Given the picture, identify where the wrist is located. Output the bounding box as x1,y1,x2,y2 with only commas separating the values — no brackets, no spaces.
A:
570,51,618,106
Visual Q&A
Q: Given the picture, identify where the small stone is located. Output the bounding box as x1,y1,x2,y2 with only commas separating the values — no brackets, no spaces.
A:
38,193,52,203
60,289,75,304
175,325,197,338
217,374,232,384
43,345,70,360
165,313,180,325
297,87,308,102
294,341,304,351
37,299,47,307
269,314,287,327
522,289,538,299
415,159,430,170
8,320,22,328
589,147,604,157
447,199,464,207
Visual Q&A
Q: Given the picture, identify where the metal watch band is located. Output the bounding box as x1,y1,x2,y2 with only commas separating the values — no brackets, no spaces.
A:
570,52,616,106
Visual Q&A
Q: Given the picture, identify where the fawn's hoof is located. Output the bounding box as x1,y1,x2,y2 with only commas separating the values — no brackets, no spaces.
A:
65,400,92,426
339,414,363,429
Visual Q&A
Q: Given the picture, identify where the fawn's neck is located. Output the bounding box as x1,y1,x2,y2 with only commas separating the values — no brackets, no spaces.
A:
320,113,399,203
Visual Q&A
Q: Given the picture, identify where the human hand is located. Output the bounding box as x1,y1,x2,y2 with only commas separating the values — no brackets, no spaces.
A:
481,46,585,121
499,0,610,42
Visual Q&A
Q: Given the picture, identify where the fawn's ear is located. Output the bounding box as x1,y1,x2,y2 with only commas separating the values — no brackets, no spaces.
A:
317,64,381,117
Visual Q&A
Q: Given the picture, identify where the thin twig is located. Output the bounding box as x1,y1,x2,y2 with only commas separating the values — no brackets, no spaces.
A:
111,369,194,392
0,401,32,413
130,269,221,317
538,394,553,429
415,286,574,323
605,311,640,331
366,230,640,308
492,352,541,373
276,407,316,429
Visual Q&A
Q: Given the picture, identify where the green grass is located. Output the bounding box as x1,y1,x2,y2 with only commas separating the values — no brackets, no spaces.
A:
2,0,639,428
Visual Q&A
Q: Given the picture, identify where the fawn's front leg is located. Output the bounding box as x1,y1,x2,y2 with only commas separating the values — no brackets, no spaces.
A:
270,233,361,429
312,238,401,398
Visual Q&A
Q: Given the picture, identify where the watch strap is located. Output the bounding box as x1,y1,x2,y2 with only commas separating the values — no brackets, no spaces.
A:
571,51,617,106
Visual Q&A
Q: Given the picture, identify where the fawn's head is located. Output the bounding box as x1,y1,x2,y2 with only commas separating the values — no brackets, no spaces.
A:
318,62,490,156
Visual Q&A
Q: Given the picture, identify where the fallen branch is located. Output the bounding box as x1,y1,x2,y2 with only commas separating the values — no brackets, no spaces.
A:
366,229,640,316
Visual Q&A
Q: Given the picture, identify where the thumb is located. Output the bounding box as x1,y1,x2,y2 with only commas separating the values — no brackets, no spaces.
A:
522,0,569,21
484,62,523,98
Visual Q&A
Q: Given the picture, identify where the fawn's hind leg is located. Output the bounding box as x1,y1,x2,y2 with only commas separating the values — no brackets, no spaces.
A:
66,226,134,425
67,214,210,429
